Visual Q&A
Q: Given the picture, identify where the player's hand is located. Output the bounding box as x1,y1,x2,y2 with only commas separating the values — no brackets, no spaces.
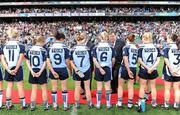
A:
170,69,179,77
148,67,154,74
128,70,134,79
7,69,15,75
36,71,42,78
76,70,84,78
52,71,59,78
31,71,37,77
99,68,106,75
11,70,17,75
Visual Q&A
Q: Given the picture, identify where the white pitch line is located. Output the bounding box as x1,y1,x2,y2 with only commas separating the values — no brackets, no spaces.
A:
71,105,77,115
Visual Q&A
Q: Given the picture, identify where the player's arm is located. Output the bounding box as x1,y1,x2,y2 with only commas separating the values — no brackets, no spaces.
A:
38,61,46,75
25,50,34,74
26,59,33,74
138,48,150,70
14,45,25,72
150,48,161,71
149,57,160,70
1,54,11,73
65,48,71,75
46,58,55,73
14,53,24,72
123,56,131,72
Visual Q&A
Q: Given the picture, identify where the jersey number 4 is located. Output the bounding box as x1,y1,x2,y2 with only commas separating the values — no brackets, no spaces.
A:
146,53,154,64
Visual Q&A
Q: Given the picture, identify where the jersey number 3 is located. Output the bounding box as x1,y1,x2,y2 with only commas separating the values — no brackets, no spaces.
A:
173,54,180,65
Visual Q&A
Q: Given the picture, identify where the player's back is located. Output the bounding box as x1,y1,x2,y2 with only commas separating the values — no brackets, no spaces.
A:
27,45,46,69
71,45,90,73
122,43,138,68
138,43,160,67
48,42,69,68
94,42,115,67
163,43,180,69
3,40,25,68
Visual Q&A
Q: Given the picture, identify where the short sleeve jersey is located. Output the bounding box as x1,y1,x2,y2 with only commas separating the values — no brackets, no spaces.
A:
138,43,161,68
70,45,91,73
25,45,47,69
92,42,115,67
47,42,70,68
3,41,25,68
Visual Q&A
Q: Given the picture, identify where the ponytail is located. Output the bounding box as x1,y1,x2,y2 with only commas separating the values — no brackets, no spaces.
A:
171,34,180,50
176,38,180,50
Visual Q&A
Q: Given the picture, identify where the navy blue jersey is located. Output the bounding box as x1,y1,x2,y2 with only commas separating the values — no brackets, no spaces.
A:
163,43,180,76
138,43,161,68
26,45,47,69
47,42,70,68
92,42,115,67
122,43,138,68
2,41,25,68
70,45,91,73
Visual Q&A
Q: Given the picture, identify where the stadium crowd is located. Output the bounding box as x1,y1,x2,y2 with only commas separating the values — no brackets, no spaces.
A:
0,21,179,48
0,7,179,14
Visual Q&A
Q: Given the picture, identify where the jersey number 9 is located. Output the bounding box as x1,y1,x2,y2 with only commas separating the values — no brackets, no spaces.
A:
54,54,62,65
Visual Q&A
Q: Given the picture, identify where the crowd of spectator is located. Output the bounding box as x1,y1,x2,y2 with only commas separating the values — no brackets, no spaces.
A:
0,21,179,48
0,7,179,14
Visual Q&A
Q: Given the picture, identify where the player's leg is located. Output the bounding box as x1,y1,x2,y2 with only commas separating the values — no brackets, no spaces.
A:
163,81,171,109
117,78,125,108
104,81,111,109
173,82,180,110
96,81,103,109
138,78,147,105
61,79,70,110
6,81,13,110
84,79,93,109
74,81,81,109
17,81,27,109
0,81,3,108
149,79,157,108
127,79,134,109
51,79,58,110
144,81,151,101
41,83,49,110
30,84,37,111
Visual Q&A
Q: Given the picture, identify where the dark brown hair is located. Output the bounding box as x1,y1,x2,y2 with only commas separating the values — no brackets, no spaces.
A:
127,34,135,42
54,31,65,40
171,34,180,50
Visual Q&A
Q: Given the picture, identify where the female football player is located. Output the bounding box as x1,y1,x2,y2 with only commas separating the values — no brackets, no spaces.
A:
92,31,115,109
26,36,49,111
117,34,137,109
162,34,180,110
138,32,160,109
0,44,3,109
1,28,28,110
47,31,70,111
70,32,93,109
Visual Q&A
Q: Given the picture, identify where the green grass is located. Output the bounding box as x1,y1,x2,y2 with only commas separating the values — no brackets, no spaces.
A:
1,57,179,115
0,105,179,115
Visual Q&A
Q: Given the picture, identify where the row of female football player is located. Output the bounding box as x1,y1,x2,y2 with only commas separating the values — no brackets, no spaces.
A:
0,28,179,111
